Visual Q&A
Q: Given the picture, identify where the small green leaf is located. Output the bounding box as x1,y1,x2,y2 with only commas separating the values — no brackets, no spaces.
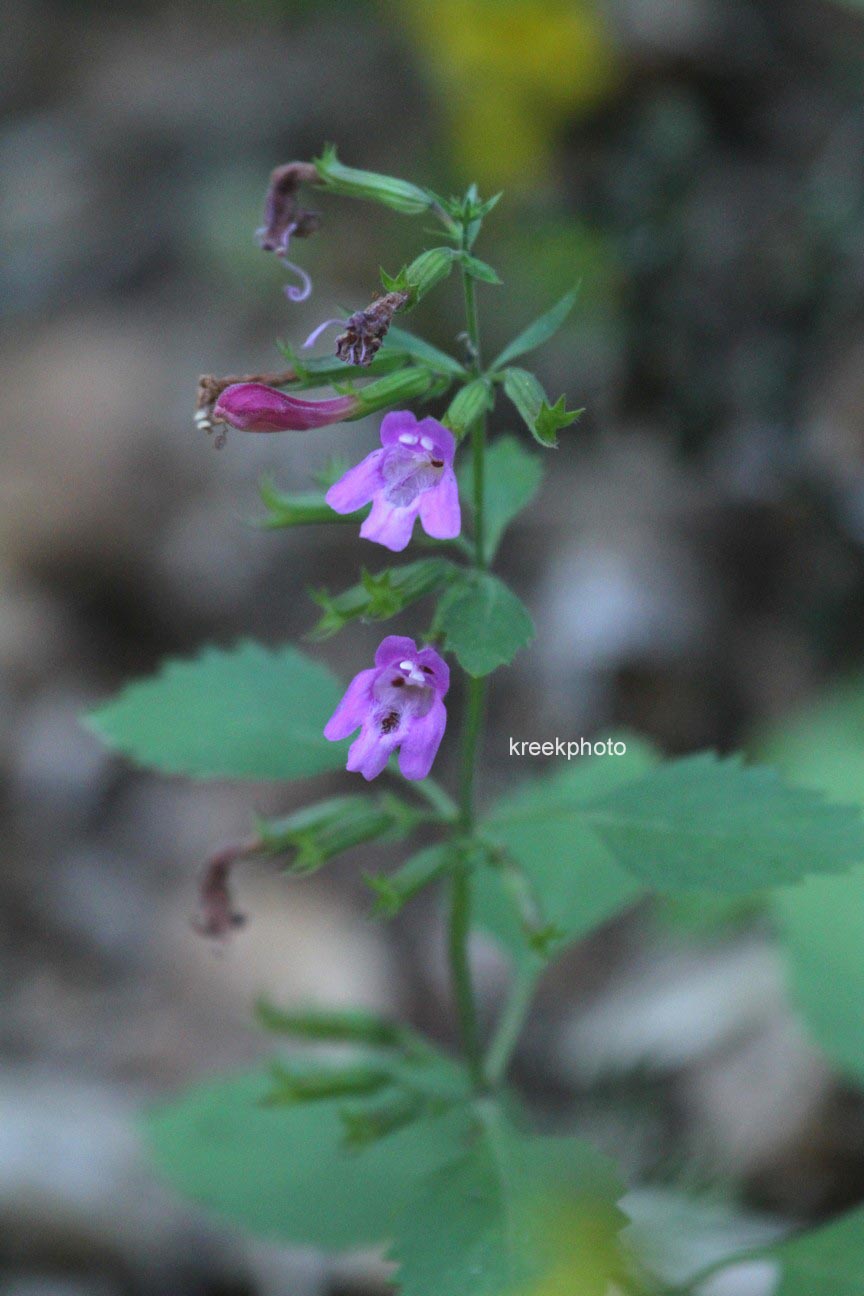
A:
442,377,494,440
86,642,346,781
146,1070,471,1248
584,753,864,894
459,252,502,284
310,559,458,640
390,1112,627,1296
458,435,544,560
502,368,583,448
382,325,467,378
256,478,365,529
491,288,579,370
436,572,535,677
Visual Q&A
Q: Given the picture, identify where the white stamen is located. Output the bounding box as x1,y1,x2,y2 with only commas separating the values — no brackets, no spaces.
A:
399,433,419,446
399,660,414,671
194,409,211,427
420,435,435,451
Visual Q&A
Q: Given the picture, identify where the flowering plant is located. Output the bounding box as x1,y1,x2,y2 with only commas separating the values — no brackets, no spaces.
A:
87,150,864,1295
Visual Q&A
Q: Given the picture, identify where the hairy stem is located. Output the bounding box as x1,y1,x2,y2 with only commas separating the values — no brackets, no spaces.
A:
445,222,492,1092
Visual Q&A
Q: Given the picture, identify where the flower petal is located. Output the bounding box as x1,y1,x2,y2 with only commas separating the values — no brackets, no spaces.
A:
325,450,384,514
360,496,419,552
415,417,456,464
213,382,358,432
398,697,447,780
379,410,421,447
374,637,418,670
323,668,377,741
346,723,397,781
415,646,450,697
418,468,461,540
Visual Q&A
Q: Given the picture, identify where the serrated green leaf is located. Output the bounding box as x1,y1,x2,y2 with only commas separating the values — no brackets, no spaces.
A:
502,368,582,448
86,642,345,781
389,1113,627,1296
774,867,864,1083
459,253,502,284
491,288,579,370
584,753,864,893
381,325,467,378
436,572,534,677
757,677,864,1083
476,740,656,972
458,435,544,560
146,1069,470,1248
310,559,458,640
770,1205,864,1295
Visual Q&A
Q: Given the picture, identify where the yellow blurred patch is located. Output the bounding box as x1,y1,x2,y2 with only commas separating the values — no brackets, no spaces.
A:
393,0,620,188
513,1194,628,1296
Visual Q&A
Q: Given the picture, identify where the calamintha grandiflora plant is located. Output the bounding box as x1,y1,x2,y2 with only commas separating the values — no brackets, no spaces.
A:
89,151,864,1296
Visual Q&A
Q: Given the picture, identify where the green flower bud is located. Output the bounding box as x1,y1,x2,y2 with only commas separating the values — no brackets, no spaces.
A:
382,247,459,306
443,377,494,439
314,144,432,215
351,366,436,418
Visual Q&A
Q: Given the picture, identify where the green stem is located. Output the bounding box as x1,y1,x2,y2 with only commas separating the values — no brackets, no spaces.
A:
448,863,485,1090
443,219,493,1093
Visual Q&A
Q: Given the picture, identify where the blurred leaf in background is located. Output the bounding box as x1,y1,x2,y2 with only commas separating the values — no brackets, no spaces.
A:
394,0,620,190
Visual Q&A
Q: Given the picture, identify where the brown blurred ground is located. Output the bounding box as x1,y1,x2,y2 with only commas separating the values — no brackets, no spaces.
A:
4,2,864,1293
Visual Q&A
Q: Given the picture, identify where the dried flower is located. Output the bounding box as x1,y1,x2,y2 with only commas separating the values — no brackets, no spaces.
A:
256,161,322,302
326,411,461,552
192,838,259,940
324,635,449,781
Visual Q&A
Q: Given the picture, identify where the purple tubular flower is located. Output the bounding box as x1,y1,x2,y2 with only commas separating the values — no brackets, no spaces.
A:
212,382,359,432
325,411,461,552
324,636,450,781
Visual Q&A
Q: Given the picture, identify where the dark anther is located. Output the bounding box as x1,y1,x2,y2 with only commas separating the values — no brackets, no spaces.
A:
430,458,444,468
422,665,434,674
392,677,405,687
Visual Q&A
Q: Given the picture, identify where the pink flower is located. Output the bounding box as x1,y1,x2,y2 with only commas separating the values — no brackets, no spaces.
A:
324,636,449,781
325,411,461,552
212,382,359,432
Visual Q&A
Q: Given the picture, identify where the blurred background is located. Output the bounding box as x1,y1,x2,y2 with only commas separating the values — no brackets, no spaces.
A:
4,0,864,1292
